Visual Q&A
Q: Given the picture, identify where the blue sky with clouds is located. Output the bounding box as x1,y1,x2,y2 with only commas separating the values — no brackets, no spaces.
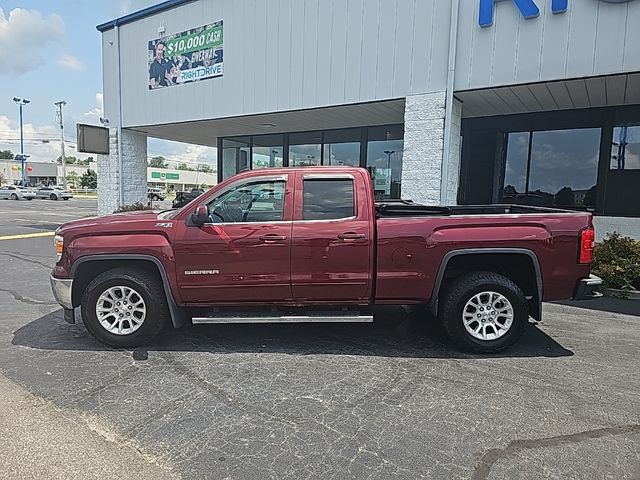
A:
0,0,217,166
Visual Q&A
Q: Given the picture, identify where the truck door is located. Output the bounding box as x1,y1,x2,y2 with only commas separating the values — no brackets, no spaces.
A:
291,171,374,302
174,174,293,303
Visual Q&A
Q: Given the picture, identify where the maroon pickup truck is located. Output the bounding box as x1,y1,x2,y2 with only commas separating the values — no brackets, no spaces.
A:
51,167,601,353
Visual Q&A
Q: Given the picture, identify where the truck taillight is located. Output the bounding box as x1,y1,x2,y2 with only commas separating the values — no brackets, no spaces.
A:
579,227,595,264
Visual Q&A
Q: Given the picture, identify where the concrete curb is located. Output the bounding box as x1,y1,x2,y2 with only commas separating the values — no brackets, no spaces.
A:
603,288,640,301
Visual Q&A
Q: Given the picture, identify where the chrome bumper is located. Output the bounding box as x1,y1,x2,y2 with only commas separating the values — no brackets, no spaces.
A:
50,276,73,310
573,274,603,301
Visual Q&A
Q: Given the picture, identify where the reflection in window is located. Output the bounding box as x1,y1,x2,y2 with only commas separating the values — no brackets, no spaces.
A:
208,180,285,223
221,137,250,180
366,125,404,200
501,128,600,209
528,129,600,208
303,179,354,220
502,132,529,201
323,129,361,166
253,134,284,169
290,132,322,166
611,126,640,170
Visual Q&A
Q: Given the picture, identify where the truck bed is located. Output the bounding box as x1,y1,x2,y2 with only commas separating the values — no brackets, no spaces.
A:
375,200,581,218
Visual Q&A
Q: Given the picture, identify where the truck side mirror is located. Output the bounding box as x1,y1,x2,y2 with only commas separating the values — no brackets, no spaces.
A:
190,205,209,226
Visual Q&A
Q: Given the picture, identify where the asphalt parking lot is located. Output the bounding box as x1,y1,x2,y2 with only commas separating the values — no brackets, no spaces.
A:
0,198,638,479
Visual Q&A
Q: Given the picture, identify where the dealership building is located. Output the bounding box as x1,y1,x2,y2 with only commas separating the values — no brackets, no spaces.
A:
97,0,640,238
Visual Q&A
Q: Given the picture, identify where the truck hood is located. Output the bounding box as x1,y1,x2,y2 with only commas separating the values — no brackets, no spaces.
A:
57,210,163,236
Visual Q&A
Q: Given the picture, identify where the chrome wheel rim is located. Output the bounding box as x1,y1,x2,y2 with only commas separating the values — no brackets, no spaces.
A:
463,291,514,341
95,286,146,335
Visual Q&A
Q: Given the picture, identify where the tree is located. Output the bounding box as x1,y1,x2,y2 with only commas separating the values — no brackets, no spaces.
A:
57,155,78,165
583,185,598,208
554,187,575,207
176,162,194,171
66,171,81,187
0,150,14,160
148,156,168,168
0,172,6,185
199,164,213,173
80,169,97,189
503,185,517,196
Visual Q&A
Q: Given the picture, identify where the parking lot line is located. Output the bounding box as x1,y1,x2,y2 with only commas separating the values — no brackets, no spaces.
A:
0,231,55,241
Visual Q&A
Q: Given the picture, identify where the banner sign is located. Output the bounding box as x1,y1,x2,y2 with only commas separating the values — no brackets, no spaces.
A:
151,171,180,180
148,21,223,90
373,168,392,195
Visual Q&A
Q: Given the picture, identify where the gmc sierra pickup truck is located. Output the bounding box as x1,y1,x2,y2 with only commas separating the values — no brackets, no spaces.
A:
51,167,601,353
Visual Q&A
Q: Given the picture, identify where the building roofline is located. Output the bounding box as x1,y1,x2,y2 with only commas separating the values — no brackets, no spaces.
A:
96,0,197,32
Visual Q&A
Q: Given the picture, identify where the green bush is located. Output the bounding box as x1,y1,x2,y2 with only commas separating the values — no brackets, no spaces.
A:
113,202,153,213
592,233,640,291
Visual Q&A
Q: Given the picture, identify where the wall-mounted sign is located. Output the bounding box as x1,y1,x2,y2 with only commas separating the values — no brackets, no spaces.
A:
480,0,637,27
148,20,223,90
373,168,392,195
77,123,109,154
151,171,180,180
479,0,567,27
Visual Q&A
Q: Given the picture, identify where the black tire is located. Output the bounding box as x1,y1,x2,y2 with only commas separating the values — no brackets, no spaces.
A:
10,193,18,200
81,267,170,348
50,193,58,200
439,272,529,353
152,194,159,201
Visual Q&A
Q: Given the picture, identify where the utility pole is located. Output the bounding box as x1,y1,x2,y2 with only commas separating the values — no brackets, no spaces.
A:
54,101,67,189
12,97,30,185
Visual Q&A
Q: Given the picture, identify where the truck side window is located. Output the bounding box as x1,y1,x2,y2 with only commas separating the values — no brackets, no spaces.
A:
207,180,285,223
303,179,355,220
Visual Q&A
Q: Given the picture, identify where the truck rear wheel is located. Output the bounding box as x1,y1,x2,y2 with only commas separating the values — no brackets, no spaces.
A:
439,272,528,353
81,267,169,348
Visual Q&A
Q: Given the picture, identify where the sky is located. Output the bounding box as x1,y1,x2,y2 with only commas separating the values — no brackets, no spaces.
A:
0,0,217,167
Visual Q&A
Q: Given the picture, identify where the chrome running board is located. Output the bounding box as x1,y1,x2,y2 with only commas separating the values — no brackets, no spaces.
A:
192,312,373,324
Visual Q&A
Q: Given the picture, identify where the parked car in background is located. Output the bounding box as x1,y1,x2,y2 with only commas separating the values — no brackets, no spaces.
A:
0,185,36,200
147,188,166,201
36,186,74,201
172,188,204,208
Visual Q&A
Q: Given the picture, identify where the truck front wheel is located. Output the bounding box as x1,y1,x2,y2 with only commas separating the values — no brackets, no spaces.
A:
439,272,528,353
81,267,170,348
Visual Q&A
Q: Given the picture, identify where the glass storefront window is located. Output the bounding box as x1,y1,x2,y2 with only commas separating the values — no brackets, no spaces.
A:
219,124,404,187
528,129,600,208
501,128,600,209
611,125,640,170
221,137,250,180
502,132,530,201
323,129,361,166
289,132,322,166
252,134,284,169
366,125,404,200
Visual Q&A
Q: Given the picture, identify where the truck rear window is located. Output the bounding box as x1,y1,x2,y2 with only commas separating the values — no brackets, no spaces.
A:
303,179,354,220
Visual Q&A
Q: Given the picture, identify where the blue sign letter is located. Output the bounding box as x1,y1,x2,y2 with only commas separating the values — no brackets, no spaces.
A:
552,0,568,13
479,0,568,27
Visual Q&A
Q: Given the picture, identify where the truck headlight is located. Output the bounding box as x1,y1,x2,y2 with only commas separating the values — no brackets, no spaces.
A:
54,235,64,263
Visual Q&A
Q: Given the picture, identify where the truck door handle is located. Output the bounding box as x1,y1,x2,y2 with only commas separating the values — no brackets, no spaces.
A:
338,232,366,240
259,234,288,242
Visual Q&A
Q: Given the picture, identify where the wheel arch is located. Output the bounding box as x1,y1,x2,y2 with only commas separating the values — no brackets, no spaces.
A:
71,254,186,328
429,248,543,320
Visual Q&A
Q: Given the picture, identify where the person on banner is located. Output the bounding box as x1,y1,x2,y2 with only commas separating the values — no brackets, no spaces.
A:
149,41,172,89
168,58,183,85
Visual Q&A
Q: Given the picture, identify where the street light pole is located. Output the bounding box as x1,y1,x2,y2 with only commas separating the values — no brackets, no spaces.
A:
384,150,395,170
12,97,30,185
54,101,68,189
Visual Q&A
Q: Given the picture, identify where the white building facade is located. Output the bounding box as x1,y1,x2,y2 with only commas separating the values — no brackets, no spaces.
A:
98,0,640,238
